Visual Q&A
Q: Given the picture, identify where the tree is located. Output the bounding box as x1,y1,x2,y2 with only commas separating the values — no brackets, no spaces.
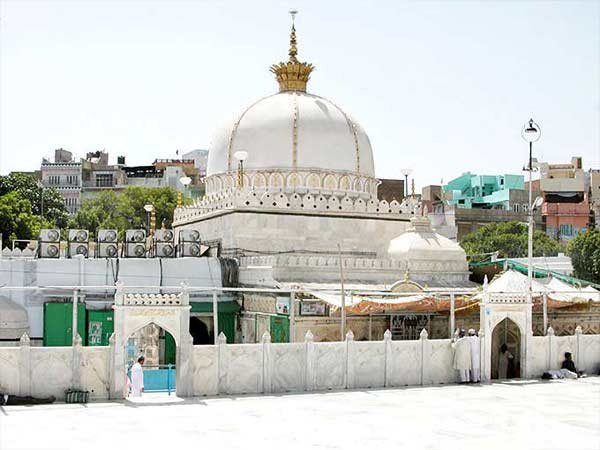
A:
0,173,68,228
0,191,48,248
69,186,179,239
567,228,600,284
460,221,561,262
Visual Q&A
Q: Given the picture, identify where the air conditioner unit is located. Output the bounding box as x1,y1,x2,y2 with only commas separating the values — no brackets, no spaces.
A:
98,243,118,258
156,243,175,257
126,243,146,258
39,229,60,242
40,242,60,258
154,229,174,242
180,242,209,257
69,243,89,258
179,229,200,242
68,229,89,243
98,229,118,243
126,229,146,243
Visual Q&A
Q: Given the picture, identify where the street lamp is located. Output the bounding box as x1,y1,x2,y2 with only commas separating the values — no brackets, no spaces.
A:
143,204,154,233
180,175,192,202
234,150,249,188
400,168,412,199
521,118,541,304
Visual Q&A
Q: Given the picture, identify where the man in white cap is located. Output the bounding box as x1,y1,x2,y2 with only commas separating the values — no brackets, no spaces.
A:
452,329,471,384
467,329,481,383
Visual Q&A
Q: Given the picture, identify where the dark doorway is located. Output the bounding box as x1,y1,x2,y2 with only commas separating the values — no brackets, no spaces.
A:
491,318,521,379
190,316,211,345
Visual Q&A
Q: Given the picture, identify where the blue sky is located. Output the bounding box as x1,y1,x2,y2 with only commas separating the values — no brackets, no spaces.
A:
1,0,598,189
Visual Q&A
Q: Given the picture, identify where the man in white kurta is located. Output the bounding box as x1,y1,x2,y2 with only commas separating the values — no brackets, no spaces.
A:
452,330,471,383
130,356,145,397
467,329,480,383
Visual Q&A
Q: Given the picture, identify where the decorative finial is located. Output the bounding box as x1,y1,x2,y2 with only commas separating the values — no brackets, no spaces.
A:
270,10,315,93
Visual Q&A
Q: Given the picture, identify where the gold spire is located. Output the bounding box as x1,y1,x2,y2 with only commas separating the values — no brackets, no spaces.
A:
270,10,314,93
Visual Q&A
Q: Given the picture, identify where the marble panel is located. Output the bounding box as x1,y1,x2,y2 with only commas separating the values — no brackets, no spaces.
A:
351,342,385,388
79,347,110,400
271,343,305,393
425,339,455,385
388,341,421,387
552,336,577,370
579,335,600,374
529,336,549,376
224,344,263,394
314,342,345,390
30,347,72,399
0,348,20,393
192,346,218,396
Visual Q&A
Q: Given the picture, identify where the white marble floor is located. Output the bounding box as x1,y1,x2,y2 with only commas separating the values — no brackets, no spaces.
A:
1,378,598,450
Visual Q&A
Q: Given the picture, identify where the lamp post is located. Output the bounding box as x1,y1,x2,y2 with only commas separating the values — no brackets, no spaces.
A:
234,150,248,188
179,176,192,204
521,118,541,304
143,204,154,233
400,168,412,199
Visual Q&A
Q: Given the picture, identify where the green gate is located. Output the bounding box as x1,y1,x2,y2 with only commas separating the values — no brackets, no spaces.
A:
87,310,114,346
270,315,289,343
43,302,87,346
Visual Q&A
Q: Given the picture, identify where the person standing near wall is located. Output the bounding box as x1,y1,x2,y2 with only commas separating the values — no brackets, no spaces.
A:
130,356,145,397
498,344,514,379
467,329,480,383
453,329,471,384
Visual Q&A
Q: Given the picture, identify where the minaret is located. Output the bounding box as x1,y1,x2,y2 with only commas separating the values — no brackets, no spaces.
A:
270,10,315,93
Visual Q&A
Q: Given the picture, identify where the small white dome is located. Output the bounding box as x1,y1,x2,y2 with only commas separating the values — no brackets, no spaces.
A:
388,217,468,270
207,92,375,178
0,296,29,339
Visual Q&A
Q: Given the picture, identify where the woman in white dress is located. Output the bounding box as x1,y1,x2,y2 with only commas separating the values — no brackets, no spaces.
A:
498,344,513,379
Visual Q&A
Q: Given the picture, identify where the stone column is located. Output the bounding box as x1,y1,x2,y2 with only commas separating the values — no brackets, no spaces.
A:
71,333,82,390
547,327,556,370
261,331,272,394
383,329,392,387
449,294,455,338
289,291,295,343
344,330,354,390
420,328,429,386
304,330,315,392
575,325,582,370
217,332,227,394
18,332,31,396
478,329,486,383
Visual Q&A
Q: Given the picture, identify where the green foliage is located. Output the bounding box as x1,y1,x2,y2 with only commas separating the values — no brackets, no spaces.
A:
567,228,600,284
0,173,68,228
69,186,179,239
0,191,49,248
460,221,561,262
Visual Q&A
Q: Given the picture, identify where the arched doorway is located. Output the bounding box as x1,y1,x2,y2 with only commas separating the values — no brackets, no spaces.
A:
491,318,521,379
126,323,177,395
189,316,211,345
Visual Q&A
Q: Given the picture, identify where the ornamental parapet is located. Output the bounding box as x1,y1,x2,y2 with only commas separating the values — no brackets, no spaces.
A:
173,188,421,224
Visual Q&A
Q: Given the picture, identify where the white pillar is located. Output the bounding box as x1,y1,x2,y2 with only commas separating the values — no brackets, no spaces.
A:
212,291,219,344
543,293,548,335
18,333,31,396
449,293,455,338
72,289,78,344
304,330,315,391
261,331,272,394
420,328,429,386
383,329,392,387
345,330,354,389
289,290,295,343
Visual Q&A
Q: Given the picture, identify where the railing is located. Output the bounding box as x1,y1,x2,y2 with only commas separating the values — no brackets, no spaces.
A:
128,364,176,395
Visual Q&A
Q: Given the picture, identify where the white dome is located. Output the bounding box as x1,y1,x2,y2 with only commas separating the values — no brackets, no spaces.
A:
0,296,29,339
388,217,468,270
207,91,375,178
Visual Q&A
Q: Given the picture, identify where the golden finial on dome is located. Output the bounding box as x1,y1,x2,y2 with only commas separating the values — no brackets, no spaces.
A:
270,10,315,93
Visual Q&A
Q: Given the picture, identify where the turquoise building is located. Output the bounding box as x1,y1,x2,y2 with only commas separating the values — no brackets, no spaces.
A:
443,172,525,210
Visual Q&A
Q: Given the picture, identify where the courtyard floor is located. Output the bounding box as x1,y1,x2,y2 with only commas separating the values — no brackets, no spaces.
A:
1,378,599,450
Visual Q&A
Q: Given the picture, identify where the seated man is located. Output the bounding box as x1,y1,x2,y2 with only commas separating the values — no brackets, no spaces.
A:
541,352,580,380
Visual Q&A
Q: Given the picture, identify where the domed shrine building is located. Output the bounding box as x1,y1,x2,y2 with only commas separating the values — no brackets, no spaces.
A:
173,19,470,291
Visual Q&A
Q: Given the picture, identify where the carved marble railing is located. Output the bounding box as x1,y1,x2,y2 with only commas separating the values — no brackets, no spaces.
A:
485,293,528,304
173,188,422,224
114,281,190,306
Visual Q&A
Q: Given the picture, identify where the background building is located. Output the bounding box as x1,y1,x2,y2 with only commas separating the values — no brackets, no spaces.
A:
40,149,82,214
539,156,590,242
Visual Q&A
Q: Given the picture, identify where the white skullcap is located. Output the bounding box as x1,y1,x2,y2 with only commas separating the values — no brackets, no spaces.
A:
468,329,476,335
